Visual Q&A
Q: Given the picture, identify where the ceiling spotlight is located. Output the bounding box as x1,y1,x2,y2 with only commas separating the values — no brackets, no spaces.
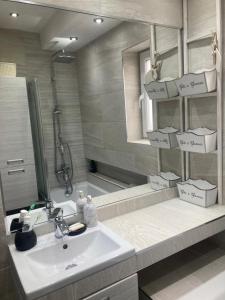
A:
69,37,78,41
10,12,19,18
94,17,104,24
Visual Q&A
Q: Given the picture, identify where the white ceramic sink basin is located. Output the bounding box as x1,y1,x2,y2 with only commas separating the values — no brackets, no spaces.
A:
9,223,134,300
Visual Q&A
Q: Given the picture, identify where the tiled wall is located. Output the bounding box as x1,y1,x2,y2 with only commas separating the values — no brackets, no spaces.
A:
77,21,183,177
0,29,87,190
77,22,158,176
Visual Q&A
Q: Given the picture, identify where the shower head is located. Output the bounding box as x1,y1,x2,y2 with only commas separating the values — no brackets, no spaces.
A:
52,49,75,64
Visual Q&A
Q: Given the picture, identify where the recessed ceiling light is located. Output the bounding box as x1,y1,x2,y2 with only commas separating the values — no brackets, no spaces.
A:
69,37,78,41
10,12,19,18
94,17,104,24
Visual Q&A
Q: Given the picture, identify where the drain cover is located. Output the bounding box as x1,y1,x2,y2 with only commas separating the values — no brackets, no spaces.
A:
63,244,68,249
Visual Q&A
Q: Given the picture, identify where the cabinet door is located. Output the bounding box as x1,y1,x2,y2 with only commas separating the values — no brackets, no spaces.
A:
1,164,38,211
82,274,138,300
37,285,75,300
0,77,35,168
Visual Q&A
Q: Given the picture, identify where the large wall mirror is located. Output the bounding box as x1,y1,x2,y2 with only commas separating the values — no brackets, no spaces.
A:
0,0,183,228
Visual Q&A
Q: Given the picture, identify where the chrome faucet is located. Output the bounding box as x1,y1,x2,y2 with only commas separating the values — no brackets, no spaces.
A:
53,208,69,239
31,200,69,238
37,195,54,218
45,200,54,217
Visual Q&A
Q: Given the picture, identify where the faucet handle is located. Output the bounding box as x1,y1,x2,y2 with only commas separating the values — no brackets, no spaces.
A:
49,207,62,220
46,200,53,209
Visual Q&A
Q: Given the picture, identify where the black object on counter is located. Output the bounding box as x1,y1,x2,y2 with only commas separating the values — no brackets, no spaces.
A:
15,230,37,251
10,218,23,233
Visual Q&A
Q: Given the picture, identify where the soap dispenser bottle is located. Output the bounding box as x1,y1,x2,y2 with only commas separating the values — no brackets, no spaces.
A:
84,195,98,228
76,190,87,222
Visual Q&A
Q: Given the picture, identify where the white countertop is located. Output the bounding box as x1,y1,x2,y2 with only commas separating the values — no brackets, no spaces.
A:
103,198,225,268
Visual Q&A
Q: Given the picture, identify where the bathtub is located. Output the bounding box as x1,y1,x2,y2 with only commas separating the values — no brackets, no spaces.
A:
50,181,108,204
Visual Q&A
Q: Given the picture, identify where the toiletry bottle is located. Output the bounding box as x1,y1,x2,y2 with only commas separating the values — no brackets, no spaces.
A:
22,215,32,232
76,191,87,222
84,195,98,228
19,210,28,224
10,209,28,232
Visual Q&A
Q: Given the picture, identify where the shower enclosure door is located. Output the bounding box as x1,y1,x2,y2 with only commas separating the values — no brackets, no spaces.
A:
27,79,50,202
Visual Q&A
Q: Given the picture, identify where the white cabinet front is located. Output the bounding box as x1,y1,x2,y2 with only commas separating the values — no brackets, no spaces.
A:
82,274,138,300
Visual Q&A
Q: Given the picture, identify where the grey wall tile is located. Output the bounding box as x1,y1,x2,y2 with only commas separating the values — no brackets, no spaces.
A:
78,22,158,176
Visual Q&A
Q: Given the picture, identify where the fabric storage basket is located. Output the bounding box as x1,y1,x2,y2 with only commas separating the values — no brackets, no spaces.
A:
144,77,178,100
176,128,217,153
177,179,217,207
150,172,181,191
175,68,216,96
147,127,179,149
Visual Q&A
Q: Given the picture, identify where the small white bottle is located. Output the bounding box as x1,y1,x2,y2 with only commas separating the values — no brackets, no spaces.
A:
22,215,32,232
76,191,87,222
19,210,28,224
84,195,97,228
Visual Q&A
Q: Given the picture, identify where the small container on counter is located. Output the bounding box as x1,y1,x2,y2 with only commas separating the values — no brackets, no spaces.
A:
84,195,98,228
76,191,87,223
15,215,37,251
10,209,28,233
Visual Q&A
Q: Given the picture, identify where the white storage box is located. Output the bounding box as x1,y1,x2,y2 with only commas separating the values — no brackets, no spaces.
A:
147,127,179,149
175,68,217,96
150,172,181,191
176,128,217,153
177,179,217,207
144,77,178,100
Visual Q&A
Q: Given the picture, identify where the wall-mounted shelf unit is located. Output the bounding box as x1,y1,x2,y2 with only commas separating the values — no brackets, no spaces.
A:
183,0,223,204
150,24,185,180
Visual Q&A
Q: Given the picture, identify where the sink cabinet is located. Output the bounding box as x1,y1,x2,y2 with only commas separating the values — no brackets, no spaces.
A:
82,274,138,300
36,275,138,300
36,285,74,300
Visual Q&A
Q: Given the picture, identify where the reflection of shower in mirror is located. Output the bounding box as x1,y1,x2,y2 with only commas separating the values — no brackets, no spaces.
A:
51,50,75,197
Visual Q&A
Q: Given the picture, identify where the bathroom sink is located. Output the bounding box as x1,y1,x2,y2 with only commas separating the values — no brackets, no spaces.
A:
9,223,134,300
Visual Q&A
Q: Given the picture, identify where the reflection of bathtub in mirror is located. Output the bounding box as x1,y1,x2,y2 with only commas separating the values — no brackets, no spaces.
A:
50,181,109,204
5,179,128,233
